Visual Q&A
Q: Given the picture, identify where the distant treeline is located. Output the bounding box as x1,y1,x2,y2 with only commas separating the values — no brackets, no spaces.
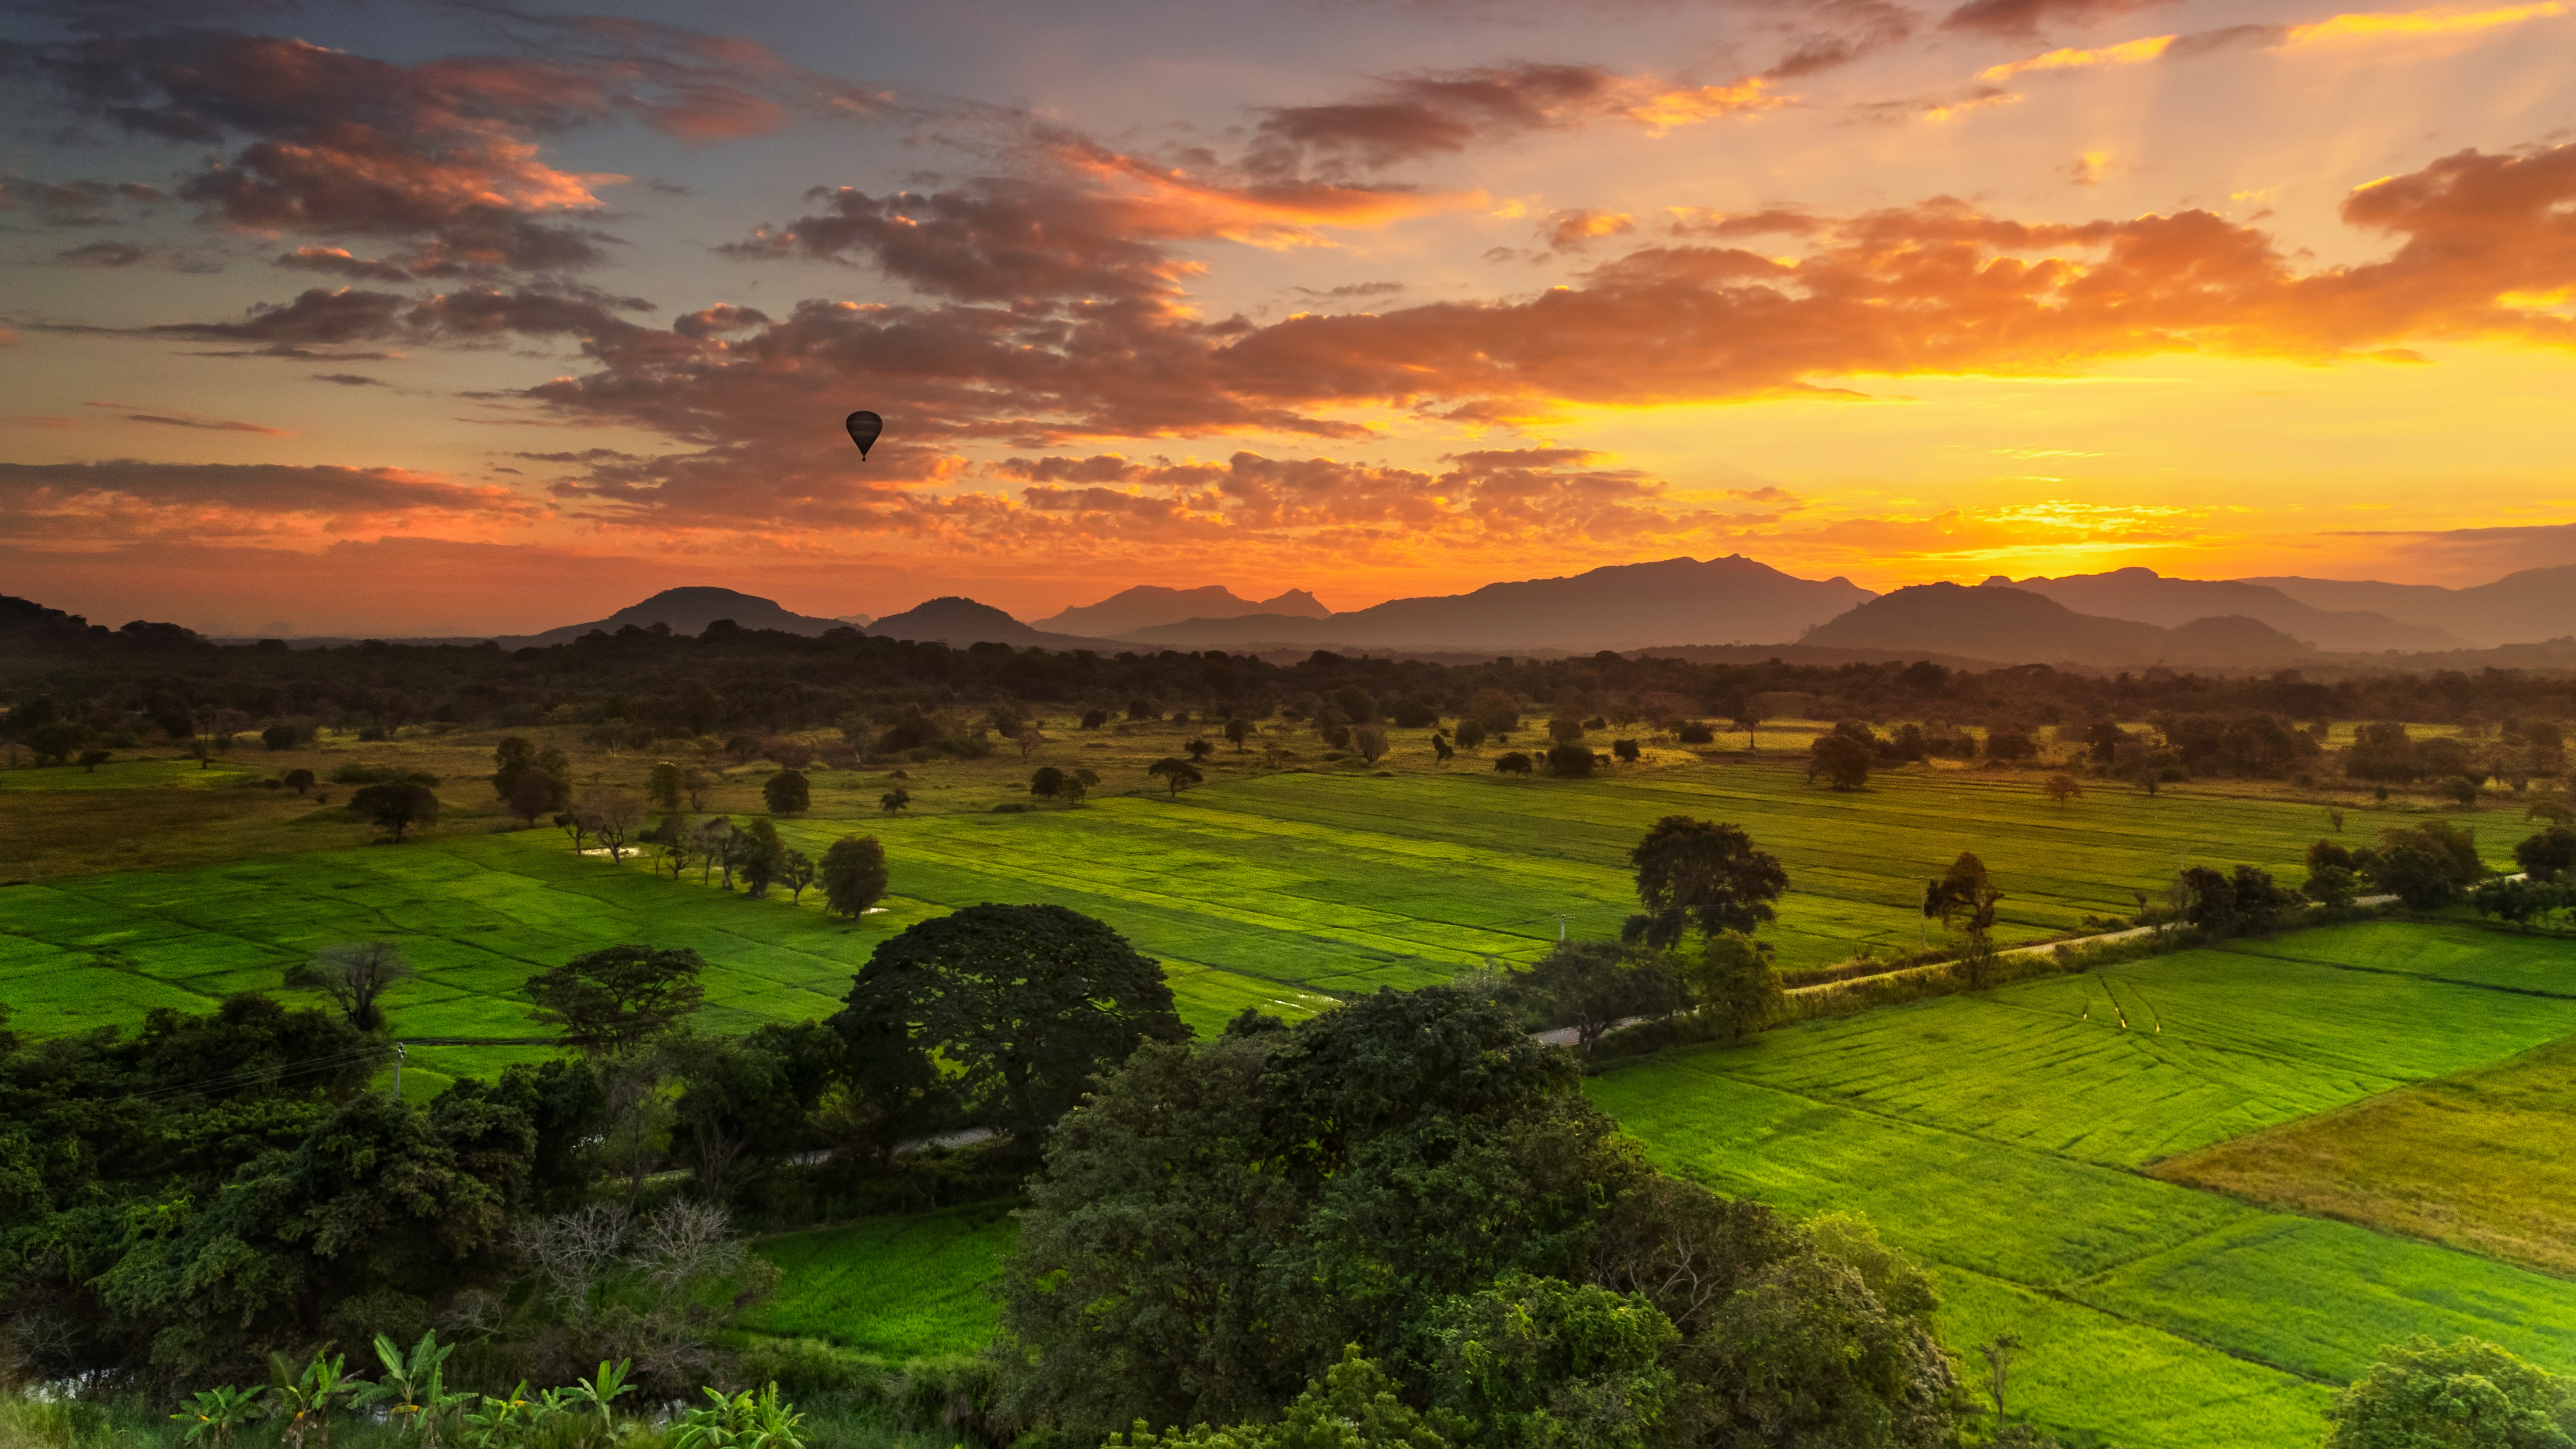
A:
5,595,2572,755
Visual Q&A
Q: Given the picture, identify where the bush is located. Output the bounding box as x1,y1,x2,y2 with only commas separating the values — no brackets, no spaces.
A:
1544,742,1594,776
1676,722,1715,745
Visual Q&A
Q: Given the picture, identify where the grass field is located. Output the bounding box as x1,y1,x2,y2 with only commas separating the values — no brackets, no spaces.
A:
2154,1032,2576,1280
1588,921,2576,1449
741,1205,1018,1362
2,749,2456,1090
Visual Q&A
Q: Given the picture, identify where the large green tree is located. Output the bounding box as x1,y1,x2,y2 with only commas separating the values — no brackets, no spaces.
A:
1623,816,1789,951
2321,1336,2573,1449
834,904,1183,1140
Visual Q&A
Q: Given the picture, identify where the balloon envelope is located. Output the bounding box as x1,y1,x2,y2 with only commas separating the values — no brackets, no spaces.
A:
845,410,883,459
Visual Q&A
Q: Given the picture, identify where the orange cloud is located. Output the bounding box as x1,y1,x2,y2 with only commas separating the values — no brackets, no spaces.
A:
1979,34,2177,80
2286,1,2569,45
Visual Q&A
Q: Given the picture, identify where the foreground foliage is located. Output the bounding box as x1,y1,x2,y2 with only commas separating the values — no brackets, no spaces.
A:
997,987,1959,1448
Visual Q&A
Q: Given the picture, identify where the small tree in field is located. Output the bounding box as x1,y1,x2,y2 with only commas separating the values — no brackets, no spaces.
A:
738,818,788,897
764,769,811,816
1352,725,1388,765
821,836,889,918
1687,930,1784,1043
1186,737,1217,763
880,788,911,813
1494,751,1534,777
351,781,439,843
2043,774,2083,806
1017,728,1046,760
1224,718,1250,752
507,770,555,826
284,767,317,796
1031,765,1067,801
649,761,684,813
1731,701,1768,750
285,942,415,1031
782,849,816,903
1148,757,1203,798
579,787,643,863
1809,734,1872,791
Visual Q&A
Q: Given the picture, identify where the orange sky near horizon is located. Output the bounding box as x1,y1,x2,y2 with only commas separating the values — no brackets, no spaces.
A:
2,0,2573,636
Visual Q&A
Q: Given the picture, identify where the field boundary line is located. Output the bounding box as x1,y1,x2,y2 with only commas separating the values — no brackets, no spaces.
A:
2213,941,2576,1002
1930,1257,2349,1391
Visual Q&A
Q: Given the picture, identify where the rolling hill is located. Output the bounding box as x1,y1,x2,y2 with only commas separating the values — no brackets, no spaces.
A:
1122,556,1876,652
1802,582,2317,666
1035,585,1328,636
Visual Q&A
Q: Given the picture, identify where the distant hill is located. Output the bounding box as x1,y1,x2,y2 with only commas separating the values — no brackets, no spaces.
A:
865,596,1124,651
1122,556,1875,652
1037,585,1327,636
497,587,848,648
2242,563,2576,649
1803,582,2317,666
2004,568,2463,653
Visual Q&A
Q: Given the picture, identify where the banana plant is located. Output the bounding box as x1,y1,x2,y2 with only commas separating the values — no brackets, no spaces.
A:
460,1383,545,1449
267,1352,364,1449
550,1359,634,1447
671,1383,804,1449
358,1331,475,1449
170,1385,263,1448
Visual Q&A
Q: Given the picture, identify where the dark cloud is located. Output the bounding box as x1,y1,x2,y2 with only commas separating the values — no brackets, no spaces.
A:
724,182,1182,307
1940,0,2180,36
1762,1,1921,78
311,372,387,386
4,19,876,278
276,247,418,283
0,175,167,226
1665,207,1821,238
1242,63,1776,178
55,240,148,267
0,459,542,541
113,410,293,435
119,283,651,356
1296,281,1407,300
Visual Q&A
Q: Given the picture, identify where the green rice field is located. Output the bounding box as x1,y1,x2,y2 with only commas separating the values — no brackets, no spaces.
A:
1589,921,2576,1449
1,757,2421,1088
741,1205,1018,1363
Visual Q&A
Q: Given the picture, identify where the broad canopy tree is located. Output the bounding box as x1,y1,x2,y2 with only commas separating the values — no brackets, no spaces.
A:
525,945,709,1055
1623,815,1789,952
833,904,1185,1141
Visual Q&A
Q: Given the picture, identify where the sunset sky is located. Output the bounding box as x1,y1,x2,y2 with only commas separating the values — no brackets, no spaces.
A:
4,0,2574,636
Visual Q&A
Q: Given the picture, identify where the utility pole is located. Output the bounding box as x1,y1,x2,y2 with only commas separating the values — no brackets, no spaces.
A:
391,1042,405,1101
1552,912,1570,942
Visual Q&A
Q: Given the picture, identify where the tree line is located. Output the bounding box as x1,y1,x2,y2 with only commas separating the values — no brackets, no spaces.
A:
8,594,2571,773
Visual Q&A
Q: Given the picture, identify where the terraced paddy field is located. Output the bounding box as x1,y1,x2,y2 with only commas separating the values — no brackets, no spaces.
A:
2,756,2436,1086
1590,920,2576,1449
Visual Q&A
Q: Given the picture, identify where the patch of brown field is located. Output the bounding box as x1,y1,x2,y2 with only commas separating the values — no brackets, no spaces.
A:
2150,1035,2576,1280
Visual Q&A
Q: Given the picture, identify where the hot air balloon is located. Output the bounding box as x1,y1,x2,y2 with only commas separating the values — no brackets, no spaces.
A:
845,410,883,460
